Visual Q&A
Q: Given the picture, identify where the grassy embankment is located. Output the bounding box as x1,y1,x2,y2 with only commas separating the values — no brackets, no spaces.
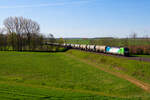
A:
0,51,150,99
67,50,150,85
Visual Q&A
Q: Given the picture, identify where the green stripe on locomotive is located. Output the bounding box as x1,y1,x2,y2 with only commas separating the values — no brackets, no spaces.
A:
119,48,125,55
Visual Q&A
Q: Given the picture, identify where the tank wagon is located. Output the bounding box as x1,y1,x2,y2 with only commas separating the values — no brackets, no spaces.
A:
65,44,71,48
54,43,129,56
89,45,96,51
71,44,75,48
95,46,106,53
86,45,90,50
67,44,71,46
74,44,80,49
80,44,87,50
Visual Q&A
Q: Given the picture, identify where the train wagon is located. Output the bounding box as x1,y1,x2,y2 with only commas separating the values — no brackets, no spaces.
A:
80,44,87,50
66,44,71,47
74,44,78,48
95,45,106,53
89,45,96,51
86,45,90,50
71,44,75,48
74,44,80,49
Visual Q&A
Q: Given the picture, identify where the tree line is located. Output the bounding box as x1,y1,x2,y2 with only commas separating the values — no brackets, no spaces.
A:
0,16,64,52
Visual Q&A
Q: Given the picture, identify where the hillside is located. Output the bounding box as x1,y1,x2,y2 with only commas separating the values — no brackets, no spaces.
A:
0,51,150,99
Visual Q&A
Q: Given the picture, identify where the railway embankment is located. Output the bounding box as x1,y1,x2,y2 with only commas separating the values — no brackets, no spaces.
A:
67,49,150,90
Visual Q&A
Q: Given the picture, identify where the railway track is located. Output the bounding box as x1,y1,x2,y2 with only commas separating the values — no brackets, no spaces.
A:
45,43,150,63
75,49,150,63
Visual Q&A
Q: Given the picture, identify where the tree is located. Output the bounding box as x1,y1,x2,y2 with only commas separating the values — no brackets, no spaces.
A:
48,33,56,43
4,17,23,50
0,28,8,50
22,18,40,49
57,38,64,44
4,16,41,51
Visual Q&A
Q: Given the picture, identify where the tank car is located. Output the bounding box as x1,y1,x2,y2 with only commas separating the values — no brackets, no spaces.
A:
74,44,80,49
71,44,75,48
66,44,71,48
80,44,87,50
95,45,106,53
89,45,96,51
86,45,90,50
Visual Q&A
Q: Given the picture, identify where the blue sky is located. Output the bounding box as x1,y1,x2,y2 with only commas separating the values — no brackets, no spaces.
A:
0,0,150,38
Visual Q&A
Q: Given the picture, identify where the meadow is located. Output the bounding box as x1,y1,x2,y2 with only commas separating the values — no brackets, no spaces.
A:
65,38,150,46
65,38,90,44
0,51,150,99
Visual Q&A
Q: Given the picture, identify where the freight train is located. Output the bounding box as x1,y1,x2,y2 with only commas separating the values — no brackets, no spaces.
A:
48,43,129,56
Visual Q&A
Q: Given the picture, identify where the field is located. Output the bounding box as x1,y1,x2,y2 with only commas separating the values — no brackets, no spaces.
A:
65,38,150,46
0,50,150,99
68,50,150,82
65,38,90,44
135,55,150,58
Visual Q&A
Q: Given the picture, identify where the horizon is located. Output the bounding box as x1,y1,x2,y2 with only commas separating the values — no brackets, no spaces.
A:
0,0,150,38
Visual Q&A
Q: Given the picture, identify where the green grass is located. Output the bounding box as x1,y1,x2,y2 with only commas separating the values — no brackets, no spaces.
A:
0,51,150,99
0,83,144,100
65,38,150,46
67,50,150,85
135,55,150,58
0,83,132,100
65,39,90,44
128,39,150,46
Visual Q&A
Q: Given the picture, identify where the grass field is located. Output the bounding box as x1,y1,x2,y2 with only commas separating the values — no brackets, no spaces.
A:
0,51,150,99
65,39,90,44
65,38,150,46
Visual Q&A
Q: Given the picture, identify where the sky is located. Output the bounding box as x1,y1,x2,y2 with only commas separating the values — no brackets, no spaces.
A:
0,0,150,38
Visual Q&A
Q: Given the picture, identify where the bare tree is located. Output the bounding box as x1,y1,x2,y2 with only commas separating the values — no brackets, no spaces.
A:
3,16,42,51
22,18,40,49
4,17,22,50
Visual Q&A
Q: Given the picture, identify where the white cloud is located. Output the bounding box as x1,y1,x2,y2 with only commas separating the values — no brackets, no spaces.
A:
0,0,90,9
